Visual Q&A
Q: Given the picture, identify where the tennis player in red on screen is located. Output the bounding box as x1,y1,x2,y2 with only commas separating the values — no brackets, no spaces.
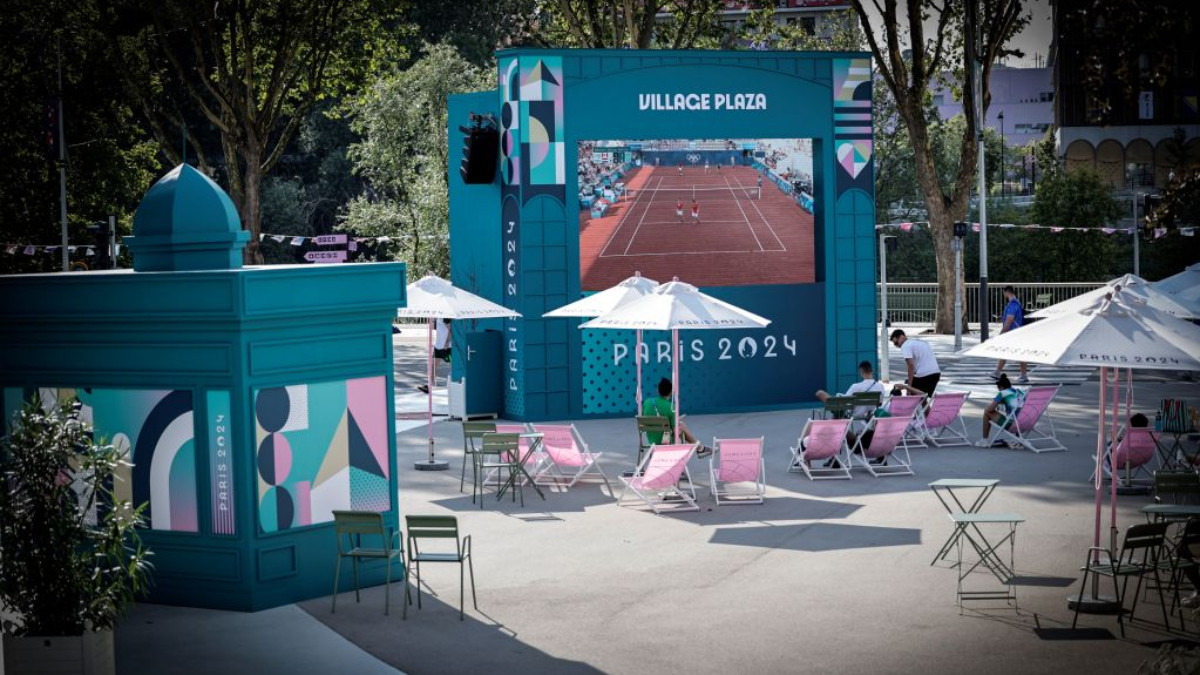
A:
676,199,685,223
690,199,701,224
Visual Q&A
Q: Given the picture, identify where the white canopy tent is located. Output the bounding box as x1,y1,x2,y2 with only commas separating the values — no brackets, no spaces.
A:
544,272,659,410
581,278,770,441
397,274,521,470
1029,273,1198,320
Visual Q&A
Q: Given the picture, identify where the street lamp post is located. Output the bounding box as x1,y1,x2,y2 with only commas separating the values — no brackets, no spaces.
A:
878,234,897,381
998,110,1006,200
952,222,968,351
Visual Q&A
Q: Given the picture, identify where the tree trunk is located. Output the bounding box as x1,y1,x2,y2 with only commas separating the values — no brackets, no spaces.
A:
241,146,264,265
928,211,961,334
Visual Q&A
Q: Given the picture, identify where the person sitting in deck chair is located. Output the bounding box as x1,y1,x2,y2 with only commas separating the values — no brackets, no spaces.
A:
643,378,711,458
815,360,885,419
975,374,1023,447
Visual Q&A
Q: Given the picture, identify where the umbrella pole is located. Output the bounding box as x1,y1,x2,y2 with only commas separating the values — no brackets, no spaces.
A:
1109,370,1119,551
636,329,644,413
415,316,448,470
1070,364,1118,613
673,328,680,444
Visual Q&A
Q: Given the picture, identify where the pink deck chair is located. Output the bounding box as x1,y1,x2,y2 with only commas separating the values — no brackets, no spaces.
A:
708,437,766,505
528,424,611,493
849,416,914,477
884,393,928,450
921,391,971,447
618,444,699,513
1093,426,1159,485
788,419,852,480
986,385,1066,453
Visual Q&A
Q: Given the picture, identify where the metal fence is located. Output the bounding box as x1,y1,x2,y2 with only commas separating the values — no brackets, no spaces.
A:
877,282,1108,324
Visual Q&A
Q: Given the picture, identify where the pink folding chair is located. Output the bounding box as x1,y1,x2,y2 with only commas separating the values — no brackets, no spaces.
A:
529,424,611,493
618,444,699,513
1093,426,1159,486
922,391,971,447
849,416,914,477
708,437,766,505
987,385,1066,453
885,393,928,450
788,419,852,480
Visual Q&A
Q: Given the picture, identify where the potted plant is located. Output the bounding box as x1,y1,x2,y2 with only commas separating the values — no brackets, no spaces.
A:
0,399,152,675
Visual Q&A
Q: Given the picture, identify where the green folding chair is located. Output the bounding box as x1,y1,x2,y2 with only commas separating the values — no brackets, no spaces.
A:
406,515,477,620
821,396,857,420
461,421,496,494
637,416,672,467
331,510,410,617
475,432,521,507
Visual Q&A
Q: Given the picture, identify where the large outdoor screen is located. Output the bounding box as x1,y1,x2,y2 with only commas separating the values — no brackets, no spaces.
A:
577,138,816,290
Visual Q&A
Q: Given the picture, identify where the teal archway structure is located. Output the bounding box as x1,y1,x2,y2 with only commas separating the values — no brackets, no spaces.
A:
0,165,406,610
448,49,878,420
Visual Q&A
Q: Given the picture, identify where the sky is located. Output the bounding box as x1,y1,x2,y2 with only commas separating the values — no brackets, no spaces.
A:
858,0,1055,69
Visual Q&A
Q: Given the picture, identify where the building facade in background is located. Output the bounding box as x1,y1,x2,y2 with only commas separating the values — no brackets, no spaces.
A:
1052,0,1200,190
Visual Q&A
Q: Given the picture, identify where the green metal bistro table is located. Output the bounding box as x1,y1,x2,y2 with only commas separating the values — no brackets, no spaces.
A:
950,512,1024,611
930,478,1001,566
496,433,546,505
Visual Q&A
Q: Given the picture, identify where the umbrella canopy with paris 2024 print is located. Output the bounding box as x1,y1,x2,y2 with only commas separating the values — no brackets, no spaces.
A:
543,272,659,411
1028,273,1199,320
965,292,1200,612
1153,262,1200,309
397,274,521,471
580,277,770,445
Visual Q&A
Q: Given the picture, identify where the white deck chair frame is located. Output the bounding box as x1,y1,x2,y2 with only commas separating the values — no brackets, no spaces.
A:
849,416,915,477
788,419,852,480
986,385,1067,453
885,394,928,451
708,437,766,505
921,391,972,447
528,423,612,493
617,443,699,514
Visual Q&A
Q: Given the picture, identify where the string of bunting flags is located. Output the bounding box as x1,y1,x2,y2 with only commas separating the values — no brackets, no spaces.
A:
2,243,113,257
875,221,1196,239
257,231,391,264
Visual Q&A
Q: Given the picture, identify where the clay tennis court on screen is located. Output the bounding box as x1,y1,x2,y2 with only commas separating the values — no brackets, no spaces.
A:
578,140,816,290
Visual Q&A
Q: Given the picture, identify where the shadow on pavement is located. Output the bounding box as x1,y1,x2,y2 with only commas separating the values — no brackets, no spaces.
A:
708,521,921,552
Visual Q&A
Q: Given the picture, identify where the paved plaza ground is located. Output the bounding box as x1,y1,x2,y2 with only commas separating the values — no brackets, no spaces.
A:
114,328,1200,675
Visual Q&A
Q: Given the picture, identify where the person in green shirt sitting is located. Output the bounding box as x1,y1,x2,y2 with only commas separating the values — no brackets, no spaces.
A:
975,374,1024,447
642,378,711,457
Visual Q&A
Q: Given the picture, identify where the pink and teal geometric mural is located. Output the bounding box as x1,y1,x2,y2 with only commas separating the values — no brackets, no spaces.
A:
832,57,873,195
254,375,390,533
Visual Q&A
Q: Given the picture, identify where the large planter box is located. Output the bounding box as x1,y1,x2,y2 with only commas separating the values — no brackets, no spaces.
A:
3,630,115,675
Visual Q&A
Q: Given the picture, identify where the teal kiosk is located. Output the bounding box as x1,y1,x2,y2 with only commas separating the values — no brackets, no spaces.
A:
0,165,406,611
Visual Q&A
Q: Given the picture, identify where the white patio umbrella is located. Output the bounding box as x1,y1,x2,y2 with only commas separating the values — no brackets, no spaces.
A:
1154,262,1200,307
397,274,521,470
965,293,1200,611
1029,273,1198,320
580,277,770,442
543,272,659,410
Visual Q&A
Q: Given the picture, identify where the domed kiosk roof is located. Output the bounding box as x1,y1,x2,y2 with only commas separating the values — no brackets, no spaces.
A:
125,164,249,272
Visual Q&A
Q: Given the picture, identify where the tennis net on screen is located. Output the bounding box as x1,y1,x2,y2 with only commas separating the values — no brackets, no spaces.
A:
624,186,760,202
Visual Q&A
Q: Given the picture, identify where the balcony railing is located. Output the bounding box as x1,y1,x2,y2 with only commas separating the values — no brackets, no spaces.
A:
876,282,1108,324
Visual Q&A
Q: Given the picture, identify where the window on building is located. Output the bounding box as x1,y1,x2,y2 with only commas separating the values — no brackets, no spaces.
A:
1039,92,1055,102
1127,162,1154,189
801,17,816,35
932,94,944,105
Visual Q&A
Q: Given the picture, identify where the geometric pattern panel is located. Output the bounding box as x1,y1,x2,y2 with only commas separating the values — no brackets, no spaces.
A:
254,375,390,533
833,57,873,195
517,56,565,203
3,387,201,533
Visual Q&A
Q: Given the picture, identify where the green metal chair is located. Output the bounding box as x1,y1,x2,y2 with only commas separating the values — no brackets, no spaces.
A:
406,515,477,620
475,432,521,507
820,396,857,420
331,510,410,617
461,421,496,494
637,416,673,467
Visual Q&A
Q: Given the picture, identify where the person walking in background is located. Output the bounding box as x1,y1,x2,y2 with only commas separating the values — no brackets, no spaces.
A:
991,285,1030,384
418,318,453,394
890,329,941,396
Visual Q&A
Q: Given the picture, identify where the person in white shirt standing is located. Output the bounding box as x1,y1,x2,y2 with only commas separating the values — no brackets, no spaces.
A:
890,329,941,395
418,318,453,394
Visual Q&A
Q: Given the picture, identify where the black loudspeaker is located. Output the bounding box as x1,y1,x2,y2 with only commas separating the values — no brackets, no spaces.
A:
460,125,499,184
